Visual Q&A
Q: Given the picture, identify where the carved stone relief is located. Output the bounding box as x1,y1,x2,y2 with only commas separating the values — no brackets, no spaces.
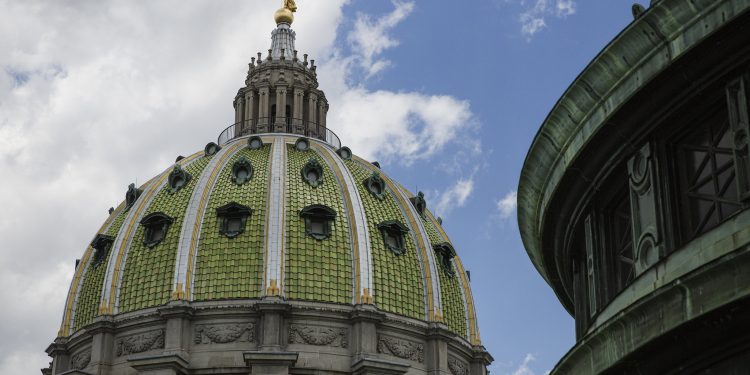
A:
288,324,347,348
377,336,424,363
448,356,469,375
115,329,165,357
194,323,256,344
70,349,91,370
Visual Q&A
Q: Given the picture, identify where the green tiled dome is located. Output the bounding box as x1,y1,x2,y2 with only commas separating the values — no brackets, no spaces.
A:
59,134,482,344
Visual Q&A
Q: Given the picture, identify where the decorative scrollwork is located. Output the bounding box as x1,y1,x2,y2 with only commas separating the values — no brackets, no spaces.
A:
70,349,91,370
288,324,348,348
448,356,469,375
377,336,424,363
115,329,165,357
194,323,255,344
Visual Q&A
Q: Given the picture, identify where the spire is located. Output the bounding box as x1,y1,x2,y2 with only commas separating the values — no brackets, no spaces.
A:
270,24,296,61
271,0,297,61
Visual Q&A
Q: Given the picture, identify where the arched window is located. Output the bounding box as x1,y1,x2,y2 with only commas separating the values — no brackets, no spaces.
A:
301,157,324,187
216,202,252,238
300,205,336,240
433,242,457,277
140,213,174,248
377,220,409,255
90,234,114,266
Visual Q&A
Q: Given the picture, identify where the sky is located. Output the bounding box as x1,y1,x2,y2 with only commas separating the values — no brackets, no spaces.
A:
0,1,639,374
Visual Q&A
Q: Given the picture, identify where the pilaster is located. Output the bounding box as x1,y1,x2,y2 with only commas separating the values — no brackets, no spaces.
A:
157,300,194,360
244,90,256,133
425,323,453,375
469,345,493,375
46,339,70,375
627,142,666,274
86,316,117,375
258,87,270,133
293,88,305,133
274,86,288,132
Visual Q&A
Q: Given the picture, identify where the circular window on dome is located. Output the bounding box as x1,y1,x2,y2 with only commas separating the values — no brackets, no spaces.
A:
168,164,193,193
336,146,352,160
433,242,457,277
363,171,387,200
204,142,221,156
248,136,264,150
301,157,324,187
295,137,310,151
231,156,254,185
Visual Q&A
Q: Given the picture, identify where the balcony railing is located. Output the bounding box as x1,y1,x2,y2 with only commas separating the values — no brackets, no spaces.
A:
217,117,341,150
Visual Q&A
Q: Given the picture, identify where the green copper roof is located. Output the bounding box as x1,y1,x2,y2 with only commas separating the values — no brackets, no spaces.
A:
285,145,353,304
119,156,212,313
346,159,425,319
193,146,270,300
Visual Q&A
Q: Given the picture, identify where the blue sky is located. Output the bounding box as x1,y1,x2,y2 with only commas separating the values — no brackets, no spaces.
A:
0,1,638,373
327,1,637,373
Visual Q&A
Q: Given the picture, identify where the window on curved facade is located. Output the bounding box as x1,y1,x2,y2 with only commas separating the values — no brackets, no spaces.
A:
607,190,634,293
675,106,742,241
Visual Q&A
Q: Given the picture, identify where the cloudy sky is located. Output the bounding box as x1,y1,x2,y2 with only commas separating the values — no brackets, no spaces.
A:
0,0,638,373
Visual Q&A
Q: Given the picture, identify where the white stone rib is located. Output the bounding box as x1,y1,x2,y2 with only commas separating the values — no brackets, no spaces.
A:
315,144,373,302
264,138,287,294
173,142,244,298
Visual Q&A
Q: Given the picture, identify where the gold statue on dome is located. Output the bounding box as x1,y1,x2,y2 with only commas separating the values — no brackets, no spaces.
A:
284,0,297,12
275,0,297,24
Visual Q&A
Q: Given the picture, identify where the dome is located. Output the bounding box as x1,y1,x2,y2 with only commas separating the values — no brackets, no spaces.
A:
48,6,491,375
61,134,479,340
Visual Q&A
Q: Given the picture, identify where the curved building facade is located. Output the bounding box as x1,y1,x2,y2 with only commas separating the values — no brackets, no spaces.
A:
518,0,750,374
44,5,492,375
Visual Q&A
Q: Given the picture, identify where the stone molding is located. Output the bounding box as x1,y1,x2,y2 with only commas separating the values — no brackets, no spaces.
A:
194,323,255,344
377,336,424,363
288,324,347,348
70,349,91,370
448,356,469,375
115,329,165,357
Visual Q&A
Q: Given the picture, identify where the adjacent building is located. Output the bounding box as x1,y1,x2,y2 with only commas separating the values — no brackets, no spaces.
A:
518,0,750,373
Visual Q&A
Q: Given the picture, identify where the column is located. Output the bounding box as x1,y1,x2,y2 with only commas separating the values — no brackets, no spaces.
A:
317,99,328,141
307,93,318,138
244,90,256,135
293,88,305,134
274,87,287,133
258,87,270,133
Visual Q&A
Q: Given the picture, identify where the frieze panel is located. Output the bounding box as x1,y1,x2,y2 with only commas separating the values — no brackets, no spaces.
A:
288,324,347,348
70,349,91,370
448,356,468,375
377,336,424,363
115,329,164,357
194,323,256,344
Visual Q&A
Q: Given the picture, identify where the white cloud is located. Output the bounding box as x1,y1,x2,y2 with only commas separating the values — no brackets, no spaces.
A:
515,0,577,38
433,177,475,217
347,1,415,77
496,190,518,219
506,353,550,375
0,1,477,373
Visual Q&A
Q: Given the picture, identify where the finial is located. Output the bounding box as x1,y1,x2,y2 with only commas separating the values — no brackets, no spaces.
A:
251,57,256,66
293,50,298,62
274,0,297,25
267,49,272,61
257,52,262,64
303,54,308,67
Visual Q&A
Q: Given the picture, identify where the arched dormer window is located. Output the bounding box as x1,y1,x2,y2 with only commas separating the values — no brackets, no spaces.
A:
204,142,221,156
377,220,409,255
90,234,114,266
140,213,174,248
433,242,457,277
300,205,336,240
216,202,252,238
301,158,324,187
